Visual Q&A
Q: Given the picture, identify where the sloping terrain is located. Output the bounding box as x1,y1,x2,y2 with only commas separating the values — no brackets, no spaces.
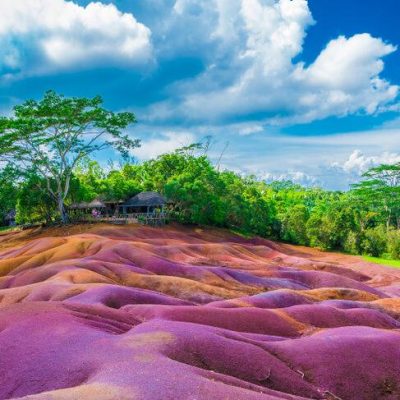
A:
0,224,400,400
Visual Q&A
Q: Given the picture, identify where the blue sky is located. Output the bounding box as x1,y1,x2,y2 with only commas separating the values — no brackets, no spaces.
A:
1,0,399,189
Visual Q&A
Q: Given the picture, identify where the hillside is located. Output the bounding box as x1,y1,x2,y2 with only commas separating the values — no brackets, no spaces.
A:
1,224,400,400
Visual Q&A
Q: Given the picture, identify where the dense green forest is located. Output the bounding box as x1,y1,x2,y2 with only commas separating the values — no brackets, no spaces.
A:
0,148,399,260
0,92,399,260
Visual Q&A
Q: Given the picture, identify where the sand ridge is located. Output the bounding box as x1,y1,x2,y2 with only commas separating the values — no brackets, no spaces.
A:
0,224,399,400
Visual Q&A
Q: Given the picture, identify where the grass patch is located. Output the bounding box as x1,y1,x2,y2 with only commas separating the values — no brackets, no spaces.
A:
363,256,400,269
0,226,13,233
229,228,255,239
0,226,21,234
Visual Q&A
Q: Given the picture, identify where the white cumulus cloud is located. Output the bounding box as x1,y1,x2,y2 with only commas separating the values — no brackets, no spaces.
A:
238,124,264,135
298,33,398,118
0,0,153,78
147,0,399,125
332,150,400,175
261,170,320,187
131,131,197,160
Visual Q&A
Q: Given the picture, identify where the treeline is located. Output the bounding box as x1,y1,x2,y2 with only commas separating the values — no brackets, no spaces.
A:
1,145,399,259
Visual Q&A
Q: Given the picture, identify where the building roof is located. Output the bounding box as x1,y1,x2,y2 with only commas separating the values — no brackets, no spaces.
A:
87,199,106,208
122,191,166,207
104,199,124,204
70,199,106,209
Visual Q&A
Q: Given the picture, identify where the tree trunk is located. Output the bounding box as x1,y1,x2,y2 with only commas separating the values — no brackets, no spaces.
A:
45,204,53,226
58,195,68,224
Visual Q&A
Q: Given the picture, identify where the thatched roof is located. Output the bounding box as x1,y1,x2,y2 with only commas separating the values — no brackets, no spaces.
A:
122,191,166,207
104,199,124,205
88,199,106,208
70,199,106,209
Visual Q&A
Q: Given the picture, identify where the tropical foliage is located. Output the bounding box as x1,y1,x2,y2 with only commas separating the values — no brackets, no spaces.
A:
1,145,399,259
0,91,138,222
0,92,399,260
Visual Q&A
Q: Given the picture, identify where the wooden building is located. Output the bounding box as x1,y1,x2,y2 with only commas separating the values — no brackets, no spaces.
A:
69,192,168,225
69,199,106,213
119,192,166,215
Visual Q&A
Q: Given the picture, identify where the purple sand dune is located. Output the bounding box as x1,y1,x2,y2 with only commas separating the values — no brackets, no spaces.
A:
0,224,400,400
206,289,315,308
64,284,194,307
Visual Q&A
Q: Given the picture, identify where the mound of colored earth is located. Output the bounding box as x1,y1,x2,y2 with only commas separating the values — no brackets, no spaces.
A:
1,224,400,400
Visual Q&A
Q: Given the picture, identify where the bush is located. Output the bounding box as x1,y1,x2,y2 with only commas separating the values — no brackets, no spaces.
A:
306,214,332,250
361,226,387,257
280,204,309,245
387,229,400,260
344,231,361,255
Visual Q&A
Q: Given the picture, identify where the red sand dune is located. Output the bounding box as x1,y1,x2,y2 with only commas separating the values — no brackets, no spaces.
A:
1,223,400,400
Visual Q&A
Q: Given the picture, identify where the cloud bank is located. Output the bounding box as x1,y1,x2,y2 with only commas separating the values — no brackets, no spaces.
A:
148,0,398,125
0,0,399,190
0,0,398,125
131,131,196,160
332,150,400,175
0,0,153,78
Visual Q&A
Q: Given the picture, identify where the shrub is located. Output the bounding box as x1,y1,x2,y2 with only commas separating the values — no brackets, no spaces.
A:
387,229,400,260
361,226,387,257
344,231,361,255
306,214,333,250
280,204,309,245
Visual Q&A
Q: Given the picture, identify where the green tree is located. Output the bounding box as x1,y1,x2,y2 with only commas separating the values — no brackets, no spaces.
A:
352,163,400,229
16,171,55,225
73,158,107,202
280,204,309,245
103,167,142,201
306,196,358,250
163,154,226,225
0,165,18,225
361,226,388,257
387,229,400,259
0,91,139,223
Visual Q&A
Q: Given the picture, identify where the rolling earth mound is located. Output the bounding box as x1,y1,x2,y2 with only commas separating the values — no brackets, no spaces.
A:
1,223,400,400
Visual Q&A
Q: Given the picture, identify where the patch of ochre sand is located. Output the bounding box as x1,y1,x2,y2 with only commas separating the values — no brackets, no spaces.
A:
120,331,176,349
373,298,400,314
123,273,258,301
220,288,380,308
270,309,309,333
299,288,380,302
0,283,97,307
13,383,135,400
220,299,254,307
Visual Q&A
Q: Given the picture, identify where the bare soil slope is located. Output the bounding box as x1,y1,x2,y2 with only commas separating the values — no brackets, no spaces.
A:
1,224,400,400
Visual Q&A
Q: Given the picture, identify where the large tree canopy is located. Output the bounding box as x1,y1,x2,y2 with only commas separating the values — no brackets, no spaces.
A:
0,99,399,261
0,91,139,223
0,142,399,259
352,163,400,229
